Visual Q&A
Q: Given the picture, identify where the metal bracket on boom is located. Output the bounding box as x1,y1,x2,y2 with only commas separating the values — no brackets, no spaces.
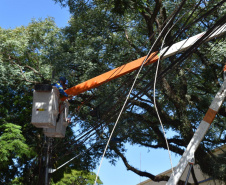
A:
184,158,195,185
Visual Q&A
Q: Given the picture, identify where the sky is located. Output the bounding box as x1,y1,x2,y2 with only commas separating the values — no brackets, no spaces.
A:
0,0,180,184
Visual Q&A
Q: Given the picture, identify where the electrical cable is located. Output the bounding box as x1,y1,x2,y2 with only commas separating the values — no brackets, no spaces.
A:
58,19,222,168
95,6,203,157
55,0,202,165
124,10,202,177
60,0,224,142
57,19,225,163
65,0,191,134
54,73,137,154
51,1,226,178
50,140,102,173
112,11,193,177
130,17,226,106
54,62,139,153
62,0,195,150
93,3,184,182
72,53,140,114
128,9,201,101
135,0,223,96
96,7,226,179
157,16,226,81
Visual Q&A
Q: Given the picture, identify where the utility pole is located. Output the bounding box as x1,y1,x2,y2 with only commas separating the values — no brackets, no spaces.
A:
45,137,50,185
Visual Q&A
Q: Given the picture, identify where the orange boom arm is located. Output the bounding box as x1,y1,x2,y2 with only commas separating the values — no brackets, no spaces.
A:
61,24,226,101
61,52,159,101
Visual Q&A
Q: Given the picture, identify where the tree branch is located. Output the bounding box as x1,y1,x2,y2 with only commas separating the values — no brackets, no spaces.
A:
112,145,169,181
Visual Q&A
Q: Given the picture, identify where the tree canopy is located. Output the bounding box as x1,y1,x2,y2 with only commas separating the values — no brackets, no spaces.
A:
54,0,226,182
0,0,226,184
0,18,100,184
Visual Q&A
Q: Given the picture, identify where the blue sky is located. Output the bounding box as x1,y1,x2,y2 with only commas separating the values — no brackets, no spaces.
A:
0,0,70,29
0,0,180,184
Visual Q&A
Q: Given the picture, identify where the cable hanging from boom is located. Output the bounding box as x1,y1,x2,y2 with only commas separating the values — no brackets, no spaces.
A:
50,2,225,180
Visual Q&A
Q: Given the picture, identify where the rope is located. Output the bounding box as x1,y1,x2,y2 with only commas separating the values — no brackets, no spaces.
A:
153,19,179,177
50,142,97,173
59,0,201,156
93,9,179,184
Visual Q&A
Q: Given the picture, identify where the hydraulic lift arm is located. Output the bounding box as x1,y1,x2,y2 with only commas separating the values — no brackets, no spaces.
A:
45,24,226,177
166,69,226,185
62,52,159,100
61,24,226,101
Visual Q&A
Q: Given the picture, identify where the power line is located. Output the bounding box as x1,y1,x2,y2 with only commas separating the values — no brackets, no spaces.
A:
51,1,226,177
93,0,187,182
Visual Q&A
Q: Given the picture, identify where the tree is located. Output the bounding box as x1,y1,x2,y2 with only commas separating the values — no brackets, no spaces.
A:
51,169,102,185
11,169,102,185
0,18,99,184
53,0,226,183
0,122,31,183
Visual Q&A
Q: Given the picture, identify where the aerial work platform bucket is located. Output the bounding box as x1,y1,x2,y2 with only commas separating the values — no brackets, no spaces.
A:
31,85,59,128
43,101,70,138
43,120,67,138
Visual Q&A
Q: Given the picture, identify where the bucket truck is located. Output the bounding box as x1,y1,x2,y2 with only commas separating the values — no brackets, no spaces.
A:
31,24,226,183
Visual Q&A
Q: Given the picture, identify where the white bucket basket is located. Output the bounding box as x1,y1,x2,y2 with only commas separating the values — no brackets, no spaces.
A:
31,86,59,128
43,116,67,138
63,101,70,126
43,100,70,138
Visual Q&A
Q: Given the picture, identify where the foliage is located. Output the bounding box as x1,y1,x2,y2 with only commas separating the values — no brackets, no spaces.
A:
51,169,102,185
0,18,98,184
0,0,226,184
54,0,226,182
0,122,31,183
0,122,30,164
